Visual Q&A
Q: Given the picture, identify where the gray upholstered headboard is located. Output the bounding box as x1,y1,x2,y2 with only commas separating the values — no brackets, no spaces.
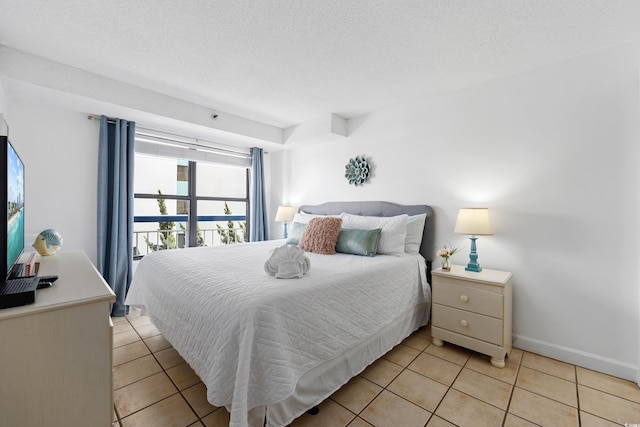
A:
298,201,435,282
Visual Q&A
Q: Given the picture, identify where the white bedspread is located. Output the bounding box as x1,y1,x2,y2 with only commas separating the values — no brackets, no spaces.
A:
125,240,429,427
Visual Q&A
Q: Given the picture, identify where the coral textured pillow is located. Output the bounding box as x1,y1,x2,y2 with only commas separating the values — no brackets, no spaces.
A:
299,217,343,255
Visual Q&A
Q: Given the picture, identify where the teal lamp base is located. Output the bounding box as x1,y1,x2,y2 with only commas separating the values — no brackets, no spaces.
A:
283,222,289,239
465,236,482,272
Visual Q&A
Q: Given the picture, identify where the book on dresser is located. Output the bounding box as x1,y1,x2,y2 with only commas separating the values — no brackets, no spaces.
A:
23,252,36,276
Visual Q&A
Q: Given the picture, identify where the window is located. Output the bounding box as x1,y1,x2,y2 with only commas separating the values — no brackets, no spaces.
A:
133,134,251,258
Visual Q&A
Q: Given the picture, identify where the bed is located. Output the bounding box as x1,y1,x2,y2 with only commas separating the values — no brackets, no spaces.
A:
125,201,435,427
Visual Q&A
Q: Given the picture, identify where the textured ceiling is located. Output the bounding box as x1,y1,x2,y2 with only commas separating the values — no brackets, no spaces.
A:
1,0,640,128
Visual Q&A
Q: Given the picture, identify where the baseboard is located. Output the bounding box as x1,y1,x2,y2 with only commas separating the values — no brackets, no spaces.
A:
513,334,638,384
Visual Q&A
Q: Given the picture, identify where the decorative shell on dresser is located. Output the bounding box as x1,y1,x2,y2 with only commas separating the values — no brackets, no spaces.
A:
33,229,63,256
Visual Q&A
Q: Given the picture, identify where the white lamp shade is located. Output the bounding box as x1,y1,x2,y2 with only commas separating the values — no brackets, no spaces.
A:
454,208,494,236
275,206,295,222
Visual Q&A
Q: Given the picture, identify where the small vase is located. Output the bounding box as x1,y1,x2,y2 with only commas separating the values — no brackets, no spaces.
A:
441,258,450,271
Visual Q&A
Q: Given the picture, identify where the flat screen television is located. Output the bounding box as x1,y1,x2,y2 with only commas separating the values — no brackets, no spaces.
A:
0,136,25,283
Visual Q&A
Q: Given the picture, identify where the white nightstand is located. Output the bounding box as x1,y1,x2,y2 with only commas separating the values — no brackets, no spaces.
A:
431,264,513,368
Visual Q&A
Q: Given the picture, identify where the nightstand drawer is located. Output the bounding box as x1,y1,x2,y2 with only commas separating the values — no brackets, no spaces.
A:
432,304,503,345
432,281,503,318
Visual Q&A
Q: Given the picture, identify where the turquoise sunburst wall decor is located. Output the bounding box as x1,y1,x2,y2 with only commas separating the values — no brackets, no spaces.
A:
345,156,370,186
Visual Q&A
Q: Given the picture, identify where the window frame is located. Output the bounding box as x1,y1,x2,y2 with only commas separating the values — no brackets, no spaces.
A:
133,158,251,258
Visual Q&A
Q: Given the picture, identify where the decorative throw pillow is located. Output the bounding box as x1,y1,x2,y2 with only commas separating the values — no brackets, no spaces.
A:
336,228,382,257
286,222,307,245
339,213,408,255
404,213,427,254
299,217,343,255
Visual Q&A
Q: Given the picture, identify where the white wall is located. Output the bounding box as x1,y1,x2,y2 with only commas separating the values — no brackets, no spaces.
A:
0,80,7,116
271,40,640,381
7,100,100,264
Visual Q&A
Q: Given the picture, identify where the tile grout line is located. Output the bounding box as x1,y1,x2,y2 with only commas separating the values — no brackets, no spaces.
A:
111,317,142,425
112,403,123,427
419,347,521,420
127,315,220,425
131,316,210,425
501,355,522,427
428,350,508,427
113,316,159,424
329,333,429,426
332,353,408,425
113,316,190,425
575,365,582,427
426,345,471,424
508,355,603,426
377,337,438,425
403,339,470,426
578,381,640,406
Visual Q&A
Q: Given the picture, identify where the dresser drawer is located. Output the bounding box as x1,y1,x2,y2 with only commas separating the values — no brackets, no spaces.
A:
432,304,503,345
432,280,503,318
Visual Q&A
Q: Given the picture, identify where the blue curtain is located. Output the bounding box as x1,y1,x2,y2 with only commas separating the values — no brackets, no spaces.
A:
249,147,269,241
97,116,135,316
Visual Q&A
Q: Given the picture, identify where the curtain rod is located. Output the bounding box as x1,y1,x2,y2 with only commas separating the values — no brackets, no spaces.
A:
87,114,262,156
87,114,138,130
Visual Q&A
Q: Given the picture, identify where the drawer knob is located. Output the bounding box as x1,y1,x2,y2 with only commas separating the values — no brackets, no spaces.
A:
459,320,468,328
460,295,469,303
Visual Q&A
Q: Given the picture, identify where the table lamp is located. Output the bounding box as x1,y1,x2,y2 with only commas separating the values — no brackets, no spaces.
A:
275,206,295,238
454,208,493,272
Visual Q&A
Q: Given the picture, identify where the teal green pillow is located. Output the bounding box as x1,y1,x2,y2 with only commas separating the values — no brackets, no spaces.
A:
336,228,382,257
286,222,307,245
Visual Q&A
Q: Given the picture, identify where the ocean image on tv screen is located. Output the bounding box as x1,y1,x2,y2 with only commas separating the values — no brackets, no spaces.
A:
7,142,24,274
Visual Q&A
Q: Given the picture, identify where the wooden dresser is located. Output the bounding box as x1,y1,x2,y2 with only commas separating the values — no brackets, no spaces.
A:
0,250,116,427
431,264,513,368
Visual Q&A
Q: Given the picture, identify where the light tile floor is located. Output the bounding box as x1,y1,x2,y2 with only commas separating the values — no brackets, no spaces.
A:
112,315,640,427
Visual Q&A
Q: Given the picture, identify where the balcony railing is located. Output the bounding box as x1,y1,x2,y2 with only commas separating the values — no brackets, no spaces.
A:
133,215,246,257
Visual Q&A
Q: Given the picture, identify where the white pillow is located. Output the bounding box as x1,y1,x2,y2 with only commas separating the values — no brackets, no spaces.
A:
292,212,339,224
340,213,408,255
404,213,427,254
